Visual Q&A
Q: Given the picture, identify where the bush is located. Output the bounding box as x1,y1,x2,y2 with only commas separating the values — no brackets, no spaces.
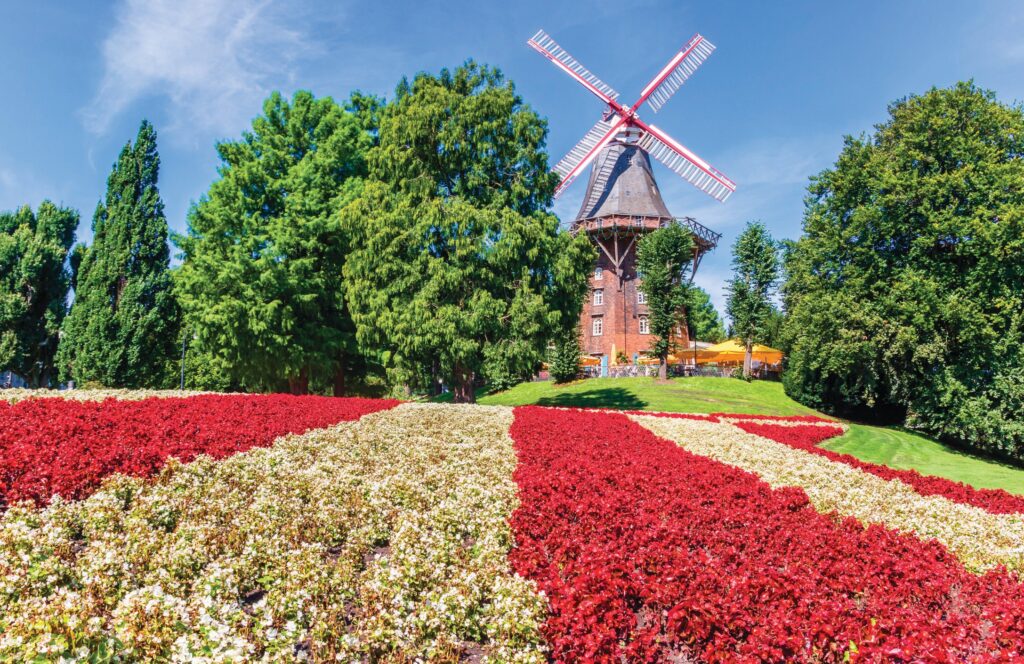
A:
548,329,581,384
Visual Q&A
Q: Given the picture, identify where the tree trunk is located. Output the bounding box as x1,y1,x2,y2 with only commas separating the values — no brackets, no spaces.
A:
451,366,476,403
332,359,346,397
658,351,668,381
743,342,753,379
288,367,309,395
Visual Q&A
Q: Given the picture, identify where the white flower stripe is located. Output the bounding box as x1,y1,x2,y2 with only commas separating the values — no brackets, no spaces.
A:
631,414,1024,573
1,389,217,403
0,402,545,662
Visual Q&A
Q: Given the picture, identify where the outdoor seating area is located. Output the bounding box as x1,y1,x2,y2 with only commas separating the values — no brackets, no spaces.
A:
567,339,785,380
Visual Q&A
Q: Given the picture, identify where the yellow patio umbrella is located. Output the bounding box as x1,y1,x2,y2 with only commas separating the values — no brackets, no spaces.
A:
696,339,784,365
638,353,685,365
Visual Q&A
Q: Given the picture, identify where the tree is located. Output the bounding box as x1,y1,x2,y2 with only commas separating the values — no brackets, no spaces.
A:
0,202,78,386
782,82,1024,461
636,223,694,381
548,327,582,384
175,91,374,394
686,286,726,343
343,62,594,402
58,121,179,388
726,222,780,379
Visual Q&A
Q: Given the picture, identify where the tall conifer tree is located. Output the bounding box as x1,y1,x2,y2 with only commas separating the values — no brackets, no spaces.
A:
58,121,179,387
174,91,374,394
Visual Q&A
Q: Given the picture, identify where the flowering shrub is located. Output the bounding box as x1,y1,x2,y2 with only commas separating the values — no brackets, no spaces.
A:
0,403,546,662
636,414,1024,573
509,406,1024,662
0,394,397,507
732,421,1024,514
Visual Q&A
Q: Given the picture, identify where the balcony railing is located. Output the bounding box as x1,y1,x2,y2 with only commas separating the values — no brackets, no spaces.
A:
569,215,721,250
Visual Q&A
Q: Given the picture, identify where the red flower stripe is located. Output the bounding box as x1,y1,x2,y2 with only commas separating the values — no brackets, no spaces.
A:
0,394,397,508
732,421,1024,515
509,406,1024,662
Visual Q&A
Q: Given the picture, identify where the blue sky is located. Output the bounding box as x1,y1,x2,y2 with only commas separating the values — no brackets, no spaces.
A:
2,0,1023,314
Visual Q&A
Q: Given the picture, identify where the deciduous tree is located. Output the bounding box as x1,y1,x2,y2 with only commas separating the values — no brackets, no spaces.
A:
0,202,78,386
686,286,726,344
58,121,178,388
726,222,780,379
783,82,1024,461
636,224,694,381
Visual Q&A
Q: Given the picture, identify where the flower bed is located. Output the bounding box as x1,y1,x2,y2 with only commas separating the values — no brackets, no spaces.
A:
0,394,397,508
733,421,1024,514
509,406,1024,662
636,414,1024,573
0,388,214,404
0,403,545,662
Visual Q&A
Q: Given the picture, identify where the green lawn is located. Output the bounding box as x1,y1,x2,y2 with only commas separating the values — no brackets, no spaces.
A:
823,425,1024,495
448,376,1024,495
469,376,823,416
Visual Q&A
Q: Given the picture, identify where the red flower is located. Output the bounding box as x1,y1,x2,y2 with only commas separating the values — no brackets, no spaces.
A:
732,421,1024,515
0,394,397,508
508,406,1024,662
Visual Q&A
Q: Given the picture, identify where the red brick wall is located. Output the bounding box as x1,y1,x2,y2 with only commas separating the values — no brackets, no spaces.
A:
579,226,689,365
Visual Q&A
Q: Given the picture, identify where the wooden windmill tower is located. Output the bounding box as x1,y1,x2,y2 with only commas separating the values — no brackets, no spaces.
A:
527,30,734,369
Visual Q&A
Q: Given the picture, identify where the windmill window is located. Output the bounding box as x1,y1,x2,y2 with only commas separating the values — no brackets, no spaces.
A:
639,316,650,335
637,289,647,304
593,289,604,306
592,317,604,336
594,266,603,280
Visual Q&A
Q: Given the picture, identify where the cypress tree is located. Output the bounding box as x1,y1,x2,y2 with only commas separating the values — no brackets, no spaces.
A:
58,120,179,387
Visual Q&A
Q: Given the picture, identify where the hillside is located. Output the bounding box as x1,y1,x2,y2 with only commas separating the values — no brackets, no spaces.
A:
456,377,1024,495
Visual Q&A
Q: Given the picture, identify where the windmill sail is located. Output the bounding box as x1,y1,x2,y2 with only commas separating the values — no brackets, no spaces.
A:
552,116,624,196
528,30,620,105
637,34,716,114
638,125,735,202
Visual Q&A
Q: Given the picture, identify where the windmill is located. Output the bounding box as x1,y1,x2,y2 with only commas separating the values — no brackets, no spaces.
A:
527,29,734,369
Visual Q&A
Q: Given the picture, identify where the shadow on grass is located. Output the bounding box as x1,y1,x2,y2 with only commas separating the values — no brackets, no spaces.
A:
535,387,647,411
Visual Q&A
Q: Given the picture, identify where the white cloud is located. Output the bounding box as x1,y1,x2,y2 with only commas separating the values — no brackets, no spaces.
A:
81,0,321,138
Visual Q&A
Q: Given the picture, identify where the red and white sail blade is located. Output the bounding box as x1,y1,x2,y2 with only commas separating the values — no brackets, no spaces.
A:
637,123,735,202
552,116,625,197
528,30,620,107
635,34,716,114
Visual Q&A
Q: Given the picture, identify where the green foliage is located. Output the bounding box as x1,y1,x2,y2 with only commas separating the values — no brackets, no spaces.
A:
637,223,694,378
548,327,582,384
343,62,594,402
57,121,179,388
783,81,1024,462
686,286,726,343
174,91,375,393
726,222,781,377
0,202,78,386
761,305,785,349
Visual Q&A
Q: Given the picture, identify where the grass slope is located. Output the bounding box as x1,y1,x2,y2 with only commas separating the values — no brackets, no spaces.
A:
823,425,1024,495
473,377,821,416
461,377,1024,496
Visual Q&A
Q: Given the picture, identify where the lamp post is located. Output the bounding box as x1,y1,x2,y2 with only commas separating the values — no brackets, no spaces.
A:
180,330,187,390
